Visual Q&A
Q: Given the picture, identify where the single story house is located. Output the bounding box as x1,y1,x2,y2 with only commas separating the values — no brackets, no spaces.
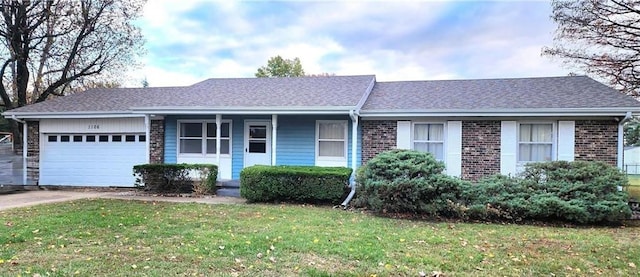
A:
3,75,640,187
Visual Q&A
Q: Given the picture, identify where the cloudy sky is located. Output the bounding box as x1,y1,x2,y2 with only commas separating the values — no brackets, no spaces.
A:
129,0,571,87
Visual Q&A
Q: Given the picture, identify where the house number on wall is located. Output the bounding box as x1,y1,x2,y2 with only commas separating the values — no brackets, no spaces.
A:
88,124,100,130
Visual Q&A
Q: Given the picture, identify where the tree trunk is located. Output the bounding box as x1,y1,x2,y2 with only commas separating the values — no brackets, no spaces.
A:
8,119,21,155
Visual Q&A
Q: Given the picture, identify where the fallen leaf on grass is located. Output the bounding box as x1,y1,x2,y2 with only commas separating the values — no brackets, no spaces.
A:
630,262,637,268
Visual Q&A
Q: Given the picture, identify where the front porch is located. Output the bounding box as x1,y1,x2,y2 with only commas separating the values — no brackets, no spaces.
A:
154,114,361,181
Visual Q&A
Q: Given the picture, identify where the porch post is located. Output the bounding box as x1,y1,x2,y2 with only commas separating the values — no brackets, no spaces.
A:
216,114,221,179
144,114,151,164
271,114,278,166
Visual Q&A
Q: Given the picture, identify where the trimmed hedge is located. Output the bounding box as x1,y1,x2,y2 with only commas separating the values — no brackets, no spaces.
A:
240,165,352,204
354,149,469,215
133,163,218,194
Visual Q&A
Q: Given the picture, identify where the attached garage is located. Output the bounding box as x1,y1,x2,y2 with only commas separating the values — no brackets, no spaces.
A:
39,118,148,187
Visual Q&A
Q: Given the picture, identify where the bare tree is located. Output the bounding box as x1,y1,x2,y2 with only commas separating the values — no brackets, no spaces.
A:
543,0,640,97
0,0,144,147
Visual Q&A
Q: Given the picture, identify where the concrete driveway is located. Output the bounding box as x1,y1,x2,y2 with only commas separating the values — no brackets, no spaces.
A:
0,190,245,211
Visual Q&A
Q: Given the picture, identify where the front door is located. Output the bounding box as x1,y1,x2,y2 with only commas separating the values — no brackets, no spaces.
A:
244,120,271,167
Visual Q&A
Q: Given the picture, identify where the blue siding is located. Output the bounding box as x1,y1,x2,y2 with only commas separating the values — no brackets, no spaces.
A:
164,116,177,163
277,114,356,167
276,115,317,166
355,123,363,166
163,114,363,179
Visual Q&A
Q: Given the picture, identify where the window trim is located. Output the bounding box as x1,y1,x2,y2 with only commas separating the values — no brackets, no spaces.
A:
517,121,556,164
315,120,348,164
177,120,232,157
410,122,446,161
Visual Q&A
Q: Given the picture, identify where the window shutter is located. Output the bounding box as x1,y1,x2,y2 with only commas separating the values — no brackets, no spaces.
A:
396,121,411,149
500,121,517,176
557,121,575,161
446,121,462,177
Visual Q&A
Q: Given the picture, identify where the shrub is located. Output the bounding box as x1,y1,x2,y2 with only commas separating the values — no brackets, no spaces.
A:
240,165,351,204
358,149,446,183
133,164,218,194
355,150,469,215
462,161,631,224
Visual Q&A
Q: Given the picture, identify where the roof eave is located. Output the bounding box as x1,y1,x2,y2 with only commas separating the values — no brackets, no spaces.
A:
359,107,640,117
129,106,356,115
2,111,143,119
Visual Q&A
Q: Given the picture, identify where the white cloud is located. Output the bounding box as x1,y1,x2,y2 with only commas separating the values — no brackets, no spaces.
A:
125,1,571,87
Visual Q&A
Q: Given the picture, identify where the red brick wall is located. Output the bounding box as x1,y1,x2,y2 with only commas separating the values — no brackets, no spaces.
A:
361,119,619,181
574,120,617,166
361,120,397,163
150,119,165,164
461,120,501,181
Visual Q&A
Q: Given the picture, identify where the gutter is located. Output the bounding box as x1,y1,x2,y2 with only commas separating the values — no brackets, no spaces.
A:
618,111,633,170
9,115,28,186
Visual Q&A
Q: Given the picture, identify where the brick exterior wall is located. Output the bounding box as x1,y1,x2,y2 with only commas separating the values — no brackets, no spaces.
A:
150,119,165,164
461,120,501,181
27,121,40,183
574,120,618,166
361,120,397,163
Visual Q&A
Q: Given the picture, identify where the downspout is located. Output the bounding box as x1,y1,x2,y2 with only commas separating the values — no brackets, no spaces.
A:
10,115,28,185
618,111,633,170
341,109,359,207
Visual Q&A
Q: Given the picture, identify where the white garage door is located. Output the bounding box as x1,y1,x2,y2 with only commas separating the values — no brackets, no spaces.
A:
40,134,147,187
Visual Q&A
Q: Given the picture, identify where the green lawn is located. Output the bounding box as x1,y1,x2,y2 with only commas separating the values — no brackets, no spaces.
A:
1,199,639,276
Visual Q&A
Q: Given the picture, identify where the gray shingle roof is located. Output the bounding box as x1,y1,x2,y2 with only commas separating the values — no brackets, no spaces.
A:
5,75,639,116
361,76,640,112
6,75,376,114
5,86,188,113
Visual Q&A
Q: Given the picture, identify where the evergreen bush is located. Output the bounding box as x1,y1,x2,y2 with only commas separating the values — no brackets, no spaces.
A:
355,150,469,215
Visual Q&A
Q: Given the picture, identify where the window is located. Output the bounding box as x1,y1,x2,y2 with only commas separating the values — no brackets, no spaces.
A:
86,135,96,142
317,121,347,159
178,121,231,155
112,135,122,142
519,123,553,162
139,135,146,142
206,122,230,154
125,135,136,142
73,135,83,142
413,123,444,160
99,135,109,142
47,135,57,142
60,135,70,142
